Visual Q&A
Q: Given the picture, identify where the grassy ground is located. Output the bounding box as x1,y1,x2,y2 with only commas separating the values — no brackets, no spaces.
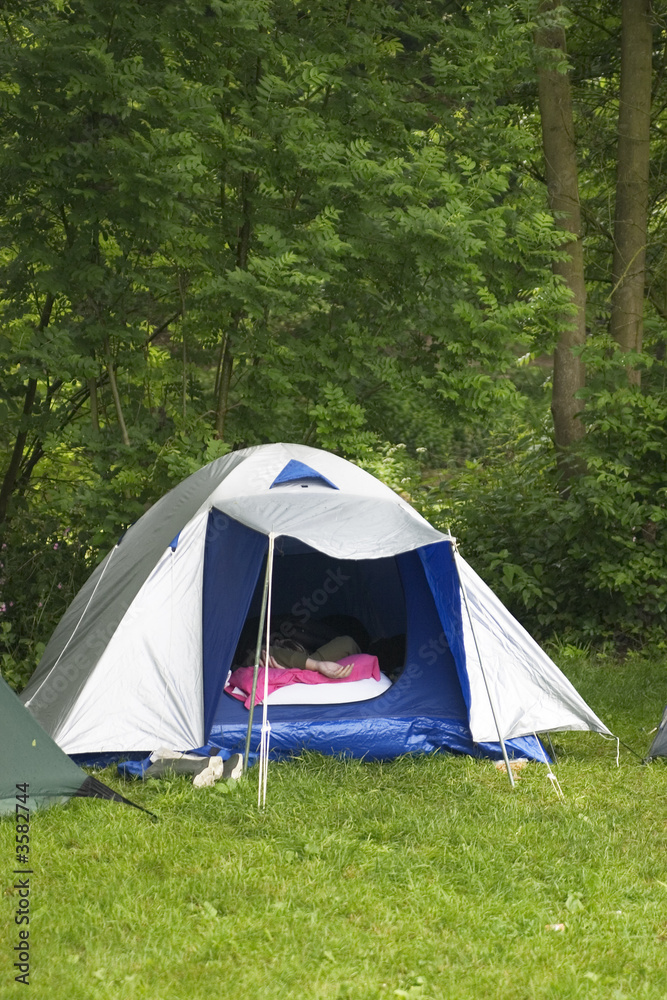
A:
2,650,667,1000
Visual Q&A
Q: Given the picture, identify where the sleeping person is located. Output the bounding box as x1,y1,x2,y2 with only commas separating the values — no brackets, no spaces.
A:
229,620,390,709
249,635,359,679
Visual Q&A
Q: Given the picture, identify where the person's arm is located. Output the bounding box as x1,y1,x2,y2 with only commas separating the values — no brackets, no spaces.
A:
265,635,359,677
266,646,308,670
310,635,359,663
304,657,353,678
306,635,359,678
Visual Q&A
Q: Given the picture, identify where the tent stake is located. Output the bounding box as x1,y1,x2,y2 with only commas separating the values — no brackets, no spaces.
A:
452,542,515,789
243,538,273,773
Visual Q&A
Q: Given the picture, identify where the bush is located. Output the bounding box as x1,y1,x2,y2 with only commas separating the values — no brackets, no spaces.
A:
421,370,667,646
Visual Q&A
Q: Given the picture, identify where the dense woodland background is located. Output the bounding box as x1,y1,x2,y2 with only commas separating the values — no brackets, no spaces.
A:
1,0,666,690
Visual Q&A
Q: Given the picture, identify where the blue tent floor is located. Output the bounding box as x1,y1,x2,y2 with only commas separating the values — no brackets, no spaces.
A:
207,715,549,763
72,718,548,769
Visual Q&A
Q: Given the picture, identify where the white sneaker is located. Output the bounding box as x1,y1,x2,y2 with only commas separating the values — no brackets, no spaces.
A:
192,753,243,787
208,756,224,778
192,767,216,788
192,755,224,787
222,753,243,781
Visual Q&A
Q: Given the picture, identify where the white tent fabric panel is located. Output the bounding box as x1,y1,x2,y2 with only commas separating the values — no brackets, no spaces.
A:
204,442,406,504
54,512,208,754
203,443,444,560
455,551,611,743
213,493,443,560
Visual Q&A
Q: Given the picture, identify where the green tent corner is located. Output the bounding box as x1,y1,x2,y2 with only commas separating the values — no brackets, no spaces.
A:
1,675,149,816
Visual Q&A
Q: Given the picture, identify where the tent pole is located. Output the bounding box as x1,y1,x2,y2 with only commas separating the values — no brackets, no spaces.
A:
546,732,558,763
243,538,273,773
258,533,276,808
452,541,515,789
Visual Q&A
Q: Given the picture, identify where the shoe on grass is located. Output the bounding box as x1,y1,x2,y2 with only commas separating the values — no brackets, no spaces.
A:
222,753,243,781
192,755,224,787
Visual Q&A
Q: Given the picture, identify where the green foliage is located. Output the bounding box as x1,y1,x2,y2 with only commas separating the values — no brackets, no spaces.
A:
0,0,580,674
427,344,667,645
2,0,667,664
0,513,90,689
0,0,570,463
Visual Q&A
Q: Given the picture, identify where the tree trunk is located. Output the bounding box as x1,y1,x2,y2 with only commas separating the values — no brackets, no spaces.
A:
214,173,253,440
0,378,38,527
535,1,587,477
0,293,55,529
215,335,233,439
88,376,100,433
610,0,652,385
105,339,131,446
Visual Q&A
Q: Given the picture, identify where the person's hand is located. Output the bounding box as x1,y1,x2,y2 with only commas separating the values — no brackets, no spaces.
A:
311,659,354,679
259,650,283,670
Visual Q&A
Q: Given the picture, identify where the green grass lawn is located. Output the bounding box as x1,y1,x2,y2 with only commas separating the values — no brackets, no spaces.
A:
2,650,667,1000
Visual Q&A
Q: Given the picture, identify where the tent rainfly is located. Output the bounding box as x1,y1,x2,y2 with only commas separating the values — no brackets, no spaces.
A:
0,675,142,815
21,443,612,765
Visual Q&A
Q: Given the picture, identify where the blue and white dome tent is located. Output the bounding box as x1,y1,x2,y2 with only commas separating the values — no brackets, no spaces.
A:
22,443,611,768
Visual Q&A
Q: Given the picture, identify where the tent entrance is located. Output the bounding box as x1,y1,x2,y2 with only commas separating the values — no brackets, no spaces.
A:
203,515,480,756
236,541,409,679
202,513,547,760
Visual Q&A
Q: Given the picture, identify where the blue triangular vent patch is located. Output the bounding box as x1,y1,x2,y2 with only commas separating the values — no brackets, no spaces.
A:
270,460,338,490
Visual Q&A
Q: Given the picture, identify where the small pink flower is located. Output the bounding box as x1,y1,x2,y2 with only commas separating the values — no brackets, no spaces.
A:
8,601,13,607
1,543,6,550
53,543,59,550
0,603,6,613
38,601,43,608
57,583,63,589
